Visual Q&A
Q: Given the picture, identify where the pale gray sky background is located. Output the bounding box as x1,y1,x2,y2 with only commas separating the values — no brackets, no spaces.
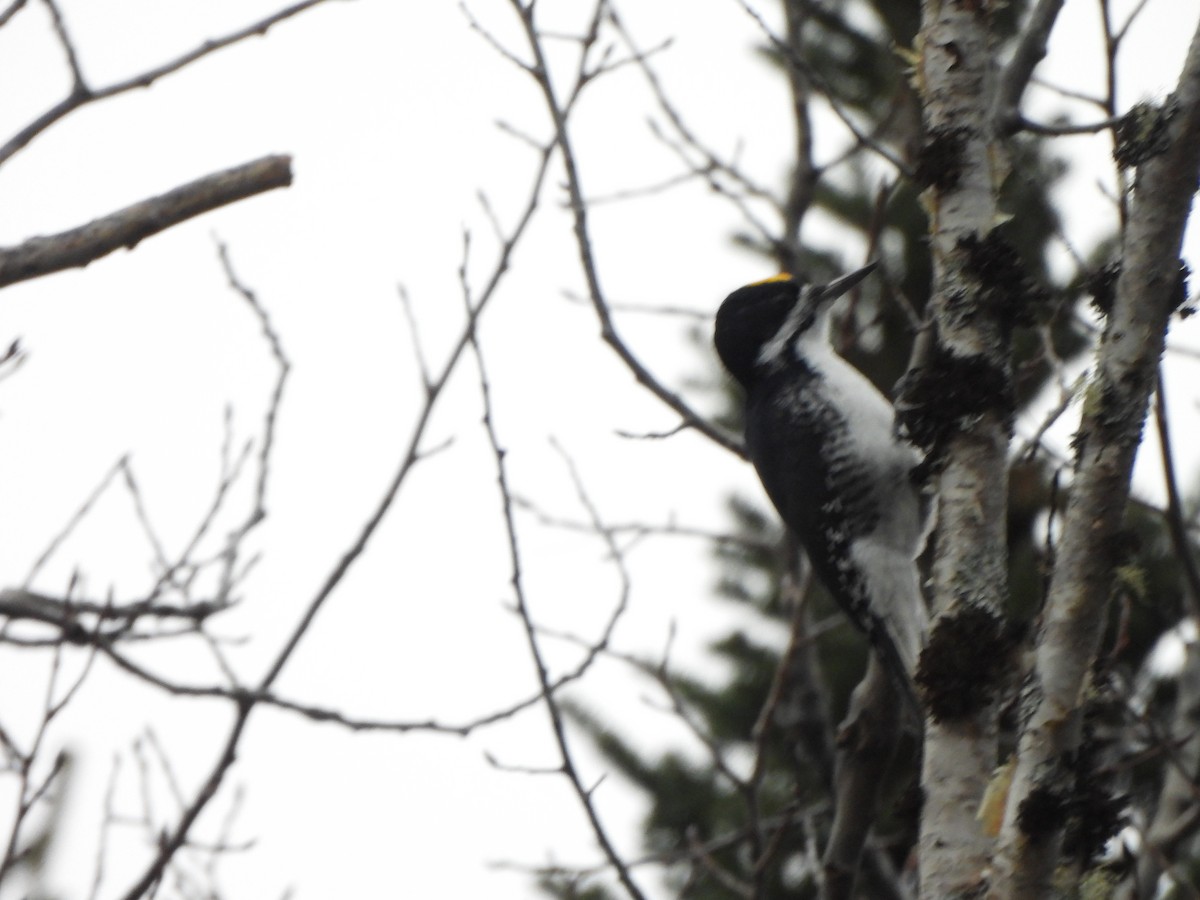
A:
0,1,1197,898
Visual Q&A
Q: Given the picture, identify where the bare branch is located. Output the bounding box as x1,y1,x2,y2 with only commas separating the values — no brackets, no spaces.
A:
469,283,650,900
118,457,173,575
565,294,708,321
118,85,557,900
1016,370,1087,462
0,615,95,882
998,16,1200,893
489,801,822,884
1029,75,1107,110
22,456,126,588
582,167,701,207
648,119,780,250
0,0,342,167
215,240,291,537
1153,370,1200,616
1122,640,1200,898
509,0,744,457
0,588,223,632
397,283,435,391
40,0,85,92
513,490,774,555
0,338,27,383
460,0,534,73
87,755,121,900
1017,113,1124,136
822,659,904,900
607,9,780,209
0,155,293,289
0,0,27,29
731,0,911,177
1113,0,1156,48
685,827,754,899
994,0,1067,133
90,629,609,738
129,417,255,611
777,0,816,270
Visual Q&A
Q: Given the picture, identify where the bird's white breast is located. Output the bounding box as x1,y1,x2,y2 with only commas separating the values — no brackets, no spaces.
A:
795,334,924,558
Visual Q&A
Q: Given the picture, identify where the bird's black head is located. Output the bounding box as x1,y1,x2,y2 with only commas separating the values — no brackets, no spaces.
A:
714,274,805,389
714,263,877,389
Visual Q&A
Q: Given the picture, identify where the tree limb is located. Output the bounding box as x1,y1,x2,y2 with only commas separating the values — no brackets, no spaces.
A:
993,0,1066,134
910,0,1010,894
1120,639,1200,899
996,15,1200,896
822,658,904,900
0,155,293,289
0,0,340,167
501,0,744,457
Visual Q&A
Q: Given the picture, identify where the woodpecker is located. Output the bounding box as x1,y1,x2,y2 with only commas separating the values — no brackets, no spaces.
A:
714,263,928,704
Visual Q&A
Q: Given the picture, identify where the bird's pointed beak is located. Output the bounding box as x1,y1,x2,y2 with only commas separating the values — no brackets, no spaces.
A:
817,262,878,306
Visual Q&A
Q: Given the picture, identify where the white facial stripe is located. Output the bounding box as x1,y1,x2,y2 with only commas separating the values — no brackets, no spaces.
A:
756,296,808,367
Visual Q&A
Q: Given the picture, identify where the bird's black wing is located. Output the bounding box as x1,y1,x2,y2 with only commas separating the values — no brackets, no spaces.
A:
743,370,877,610
743,371,924,714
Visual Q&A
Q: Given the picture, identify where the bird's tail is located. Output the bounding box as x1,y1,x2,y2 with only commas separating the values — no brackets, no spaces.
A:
858,555,928,718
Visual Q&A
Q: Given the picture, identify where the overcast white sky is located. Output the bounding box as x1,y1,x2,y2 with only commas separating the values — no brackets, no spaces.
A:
1,1,1198,898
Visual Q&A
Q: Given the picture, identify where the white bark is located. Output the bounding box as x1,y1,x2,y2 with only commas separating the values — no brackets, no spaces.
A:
916,1,1007,894
993,17,1200,897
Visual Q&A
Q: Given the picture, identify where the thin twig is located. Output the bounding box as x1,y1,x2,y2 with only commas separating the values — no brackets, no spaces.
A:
508,0,744,456
118,88,560,900
1154,368,1200,617
87,755,122,900
40,0,85,91
216,240,291,537
397,284,434,390
0,0,341,167
732,0,911,176
993,0,1067,133
0,0,27,29
1113,0,1155,47
1017,113,1123,135
23,457,127,588
468,281,650,900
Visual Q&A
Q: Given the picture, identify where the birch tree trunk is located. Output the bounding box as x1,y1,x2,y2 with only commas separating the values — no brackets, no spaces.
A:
911,2,1008,894
993,18,1200,897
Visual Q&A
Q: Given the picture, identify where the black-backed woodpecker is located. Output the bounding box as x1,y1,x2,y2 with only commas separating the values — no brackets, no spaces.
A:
714,264,928,705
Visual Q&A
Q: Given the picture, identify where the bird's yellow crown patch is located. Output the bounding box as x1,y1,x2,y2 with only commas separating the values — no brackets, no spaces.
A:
746,273,794,286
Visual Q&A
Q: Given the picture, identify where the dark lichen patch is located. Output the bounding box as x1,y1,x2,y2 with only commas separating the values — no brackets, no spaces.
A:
1085,261,1122,317
1113,99,1177,170
914,124,971,192
1170,260,1191,313
1062,719,1128,864
1098,527,1140,573
916,602,1011,722
958,230,1049,329
1071,364,1154,463
895,341,1015,458
1017,784,1070,839
1086,259,1190,317
938,286,977,329
1015,703,1128,862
